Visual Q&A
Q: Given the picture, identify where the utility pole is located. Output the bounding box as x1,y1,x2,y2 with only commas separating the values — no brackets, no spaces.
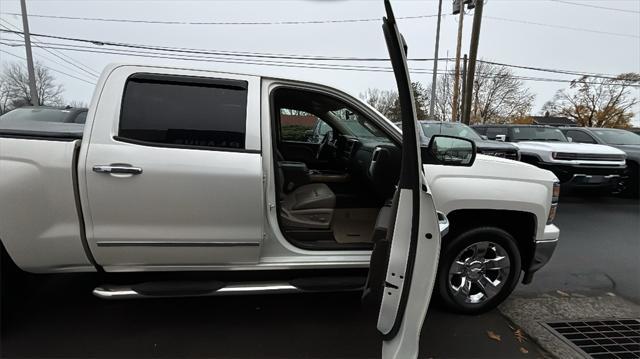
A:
450,4,465,122
459,54,467,122
20,0,39,106
462,0,484,125
428,0,443,120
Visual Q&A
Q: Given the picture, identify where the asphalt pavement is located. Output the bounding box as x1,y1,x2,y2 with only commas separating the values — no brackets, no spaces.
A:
514,192,640,303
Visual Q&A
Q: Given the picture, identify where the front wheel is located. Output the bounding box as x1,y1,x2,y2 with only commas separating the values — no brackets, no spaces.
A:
436,227,521,315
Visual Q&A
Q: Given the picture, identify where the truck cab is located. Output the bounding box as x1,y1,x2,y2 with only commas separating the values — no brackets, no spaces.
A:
1,3,475,356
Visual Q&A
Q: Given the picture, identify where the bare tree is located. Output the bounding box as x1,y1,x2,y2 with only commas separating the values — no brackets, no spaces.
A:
360,82,430,122
67,100,88,108
360,88,398,119
542,73,640,128
0,80,11,115
432,62,535,124
1,61,64,110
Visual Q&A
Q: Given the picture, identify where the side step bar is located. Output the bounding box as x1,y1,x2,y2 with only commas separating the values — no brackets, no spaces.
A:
93,276,366,300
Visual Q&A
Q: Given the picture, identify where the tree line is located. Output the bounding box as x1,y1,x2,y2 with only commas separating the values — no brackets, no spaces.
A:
360,62,639,128
0,61,67,114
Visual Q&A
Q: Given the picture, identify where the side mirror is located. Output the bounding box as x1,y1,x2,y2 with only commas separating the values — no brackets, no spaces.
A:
425,135,476,167
567,137,573,142
480,135,488,140
495,134,506,142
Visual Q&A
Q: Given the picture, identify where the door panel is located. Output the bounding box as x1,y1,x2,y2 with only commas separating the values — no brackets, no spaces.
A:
376,1,442,358
81,66,263,269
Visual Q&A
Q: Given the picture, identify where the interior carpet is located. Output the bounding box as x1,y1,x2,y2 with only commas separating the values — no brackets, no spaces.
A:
332,208,379,244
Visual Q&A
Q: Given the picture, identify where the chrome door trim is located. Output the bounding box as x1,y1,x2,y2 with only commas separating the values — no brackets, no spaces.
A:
96,241,261,247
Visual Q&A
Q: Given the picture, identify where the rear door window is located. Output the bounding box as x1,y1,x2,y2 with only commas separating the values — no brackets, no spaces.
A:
118,74,248,150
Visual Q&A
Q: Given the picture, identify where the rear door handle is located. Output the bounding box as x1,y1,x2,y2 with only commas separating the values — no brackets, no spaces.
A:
93,164,143,175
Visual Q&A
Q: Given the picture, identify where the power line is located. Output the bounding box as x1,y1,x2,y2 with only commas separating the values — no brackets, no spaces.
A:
2,9,637,39
476,59,619,81
0,48,96,84
3,40,636,88
0,29,628,81
0,21,99,80
0,37,96,83
485,15,640,39
550,0,640,14
0,12,439,26
0,19,99,77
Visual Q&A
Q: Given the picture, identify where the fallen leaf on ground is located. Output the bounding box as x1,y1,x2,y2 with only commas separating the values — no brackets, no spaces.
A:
520,347,529,354
556,290,570,297
487,331,501,342
514,328,526,343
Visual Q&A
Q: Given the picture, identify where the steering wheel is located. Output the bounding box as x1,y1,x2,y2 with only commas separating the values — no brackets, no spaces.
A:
316,130,334,160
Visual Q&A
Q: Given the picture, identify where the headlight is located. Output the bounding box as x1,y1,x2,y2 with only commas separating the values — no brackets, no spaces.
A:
552,181,560,203
547,182,560,224
547,204,558,224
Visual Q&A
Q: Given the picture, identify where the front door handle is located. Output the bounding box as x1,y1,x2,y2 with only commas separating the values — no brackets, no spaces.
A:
93,164,143,175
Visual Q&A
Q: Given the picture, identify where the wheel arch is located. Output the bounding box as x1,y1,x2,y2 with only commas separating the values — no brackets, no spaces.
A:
444,209,537,281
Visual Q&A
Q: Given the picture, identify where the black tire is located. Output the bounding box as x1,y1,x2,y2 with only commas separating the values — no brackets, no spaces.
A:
436,227,521,315
620,161,639,198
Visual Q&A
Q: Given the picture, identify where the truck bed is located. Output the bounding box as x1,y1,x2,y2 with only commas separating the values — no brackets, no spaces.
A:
0,136,95,272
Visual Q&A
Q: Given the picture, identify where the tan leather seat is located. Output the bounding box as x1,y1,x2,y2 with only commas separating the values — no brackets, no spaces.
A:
276,150,336,229
280,183,335,229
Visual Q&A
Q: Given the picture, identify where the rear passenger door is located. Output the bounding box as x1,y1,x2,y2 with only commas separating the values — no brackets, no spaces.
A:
81,67,263,270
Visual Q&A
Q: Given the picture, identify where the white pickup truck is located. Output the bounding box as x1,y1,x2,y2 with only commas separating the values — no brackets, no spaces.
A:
0,3,559,357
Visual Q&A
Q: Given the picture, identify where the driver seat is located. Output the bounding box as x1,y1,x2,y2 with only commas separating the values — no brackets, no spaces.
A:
276,149,336,229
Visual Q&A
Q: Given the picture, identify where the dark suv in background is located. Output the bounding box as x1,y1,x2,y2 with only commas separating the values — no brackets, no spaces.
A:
560,127,640,197
419,121,520,160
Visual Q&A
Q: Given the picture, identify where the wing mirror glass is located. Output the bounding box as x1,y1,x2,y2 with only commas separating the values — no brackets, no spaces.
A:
426,135,476,167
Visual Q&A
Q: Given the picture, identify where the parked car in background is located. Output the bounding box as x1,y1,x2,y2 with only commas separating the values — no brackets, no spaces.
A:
472,125,627,191
0,106,87,139
627,128,640,136
560,127,640,197
419,121,520,160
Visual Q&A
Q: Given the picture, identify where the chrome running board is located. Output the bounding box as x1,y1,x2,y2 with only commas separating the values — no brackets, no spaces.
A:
93,277,365,300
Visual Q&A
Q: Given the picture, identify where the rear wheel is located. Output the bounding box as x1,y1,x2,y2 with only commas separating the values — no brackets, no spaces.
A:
437,227,521,314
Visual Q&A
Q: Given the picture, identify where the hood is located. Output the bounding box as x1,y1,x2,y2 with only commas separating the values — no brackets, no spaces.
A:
474,140,518,151
425,153,558,184
514,141,626,155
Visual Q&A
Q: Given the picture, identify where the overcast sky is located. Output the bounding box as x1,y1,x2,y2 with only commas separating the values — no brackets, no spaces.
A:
1,0,638,125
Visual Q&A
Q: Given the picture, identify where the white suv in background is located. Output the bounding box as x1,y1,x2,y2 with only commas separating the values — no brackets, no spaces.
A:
473,125,627,190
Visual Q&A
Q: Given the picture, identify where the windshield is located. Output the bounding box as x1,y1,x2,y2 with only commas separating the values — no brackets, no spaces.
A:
593,129,640,145
420,122,482,140
511,127,568,142
329,109,390,142
0,108,70,123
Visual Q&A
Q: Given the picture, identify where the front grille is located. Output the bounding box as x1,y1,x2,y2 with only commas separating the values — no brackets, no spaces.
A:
553,152,626,161
542,319,640,358
481,150,519,161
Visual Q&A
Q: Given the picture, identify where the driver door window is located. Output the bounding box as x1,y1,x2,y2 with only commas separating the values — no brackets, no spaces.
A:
280,109,329,144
